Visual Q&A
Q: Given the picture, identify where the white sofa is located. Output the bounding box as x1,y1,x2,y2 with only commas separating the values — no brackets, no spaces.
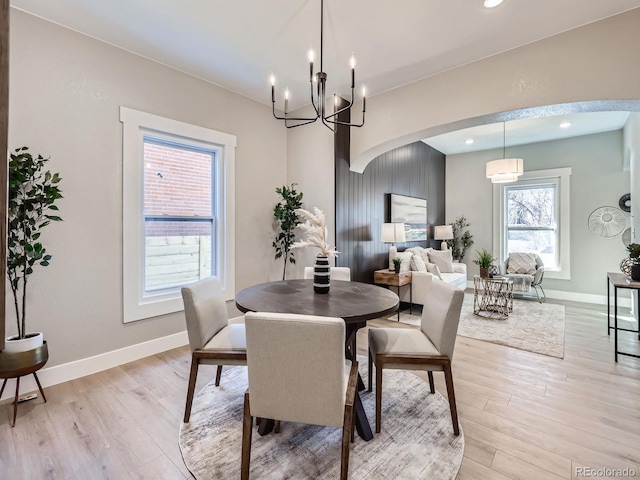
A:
390,247,467,306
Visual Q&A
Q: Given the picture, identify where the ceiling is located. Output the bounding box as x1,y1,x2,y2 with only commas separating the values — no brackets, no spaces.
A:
423,111,631,155
10,0,640,150
10,0,640,111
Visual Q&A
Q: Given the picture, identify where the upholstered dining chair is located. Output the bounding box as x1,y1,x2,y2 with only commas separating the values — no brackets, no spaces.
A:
303,266,351,281
368,280,464,435
181,276,246,423
241,312,358,480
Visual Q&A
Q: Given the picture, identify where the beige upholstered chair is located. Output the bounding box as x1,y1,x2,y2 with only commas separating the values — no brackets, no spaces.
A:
241,312,358,480
181,276,246,423
500,252,546,303
368,280,464,435
303,266,351,281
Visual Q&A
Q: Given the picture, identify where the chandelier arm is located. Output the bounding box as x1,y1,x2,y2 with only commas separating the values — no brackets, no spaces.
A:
320,116,337,133
272,102,319,122
309,80,321,116
284,118,321,128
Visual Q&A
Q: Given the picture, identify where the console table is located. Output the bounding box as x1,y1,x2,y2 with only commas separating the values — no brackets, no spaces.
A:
607,272,640,362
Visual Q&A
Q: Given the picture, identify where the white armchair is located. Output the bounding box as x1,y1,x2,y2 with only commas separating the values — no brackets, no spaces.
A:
499,252,545,303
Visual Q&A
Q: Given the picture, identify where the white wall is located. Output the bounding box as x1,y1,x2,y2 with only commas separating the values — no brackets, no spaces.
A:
7,10,287,367
285,105,336,277
624,113,640,242
446,130,629,297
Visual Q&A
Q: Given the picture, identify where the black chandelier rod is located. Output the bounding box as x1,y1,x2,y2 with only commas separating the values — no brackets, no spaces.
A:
270,0,366,131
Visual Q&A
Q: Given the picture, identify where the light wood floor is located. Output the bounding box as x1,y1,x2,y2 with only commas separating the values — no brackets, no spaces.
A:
2,297,639,479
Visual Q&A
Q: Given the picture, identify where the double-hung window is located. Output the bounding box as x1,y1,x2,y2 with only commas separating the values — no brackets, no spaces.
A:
493,168,571,279
121,107,236,322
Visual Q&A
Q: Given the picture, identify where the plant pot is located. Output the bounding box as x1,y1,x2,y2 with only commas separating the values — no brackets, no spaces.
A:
394,264,401,273
4,332,44,353
632,264,640,281
479,267,489,278
313,255,330,294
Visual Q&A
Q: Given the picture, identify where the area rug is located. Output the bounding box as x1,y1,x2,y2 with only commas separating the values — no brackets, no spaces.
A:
179,362,464,480
393,296,565,358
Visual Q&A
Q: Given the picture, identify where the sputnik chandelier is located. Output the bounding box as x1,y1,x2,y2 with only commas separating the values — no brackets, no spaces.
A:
270,0,366,132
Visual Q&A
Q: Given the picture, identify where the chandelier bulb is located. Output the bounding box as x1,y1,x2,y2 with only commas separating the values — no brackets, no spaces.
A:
308,49,315,63
350,55,356,69
269,74,275,86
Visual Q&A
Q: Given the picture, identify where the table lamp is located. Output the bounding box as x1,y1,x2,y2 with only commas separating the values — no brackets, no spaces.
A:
434,225,453,250
381,223,406,270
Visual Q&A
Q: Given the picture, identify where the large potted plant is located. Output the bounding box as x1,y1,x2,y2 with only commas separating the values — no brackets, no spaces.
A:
450,215,473,262
5,147,63,352
272,184,303,280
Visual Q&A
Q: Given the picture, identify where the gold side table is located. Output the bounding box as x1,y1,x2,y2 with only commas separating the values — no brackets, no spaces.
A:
0,342,48,427
473,276,513,319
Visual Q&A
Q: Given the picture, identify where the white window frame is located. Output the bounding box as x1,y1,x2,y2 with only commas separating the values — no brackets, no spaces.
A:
493,167,571,280
120,107,236,322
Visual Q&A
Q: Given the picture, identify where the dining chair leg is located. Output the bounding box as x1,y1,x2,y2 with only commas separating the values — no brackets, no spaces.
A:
341,403,354,480
183,357,199,423
427,371,435,394
274,420,281,433
0,378,7,398
215,365,223,386
241,391,253,480
367,348,373,392
443,362,460,436
375,357,383,433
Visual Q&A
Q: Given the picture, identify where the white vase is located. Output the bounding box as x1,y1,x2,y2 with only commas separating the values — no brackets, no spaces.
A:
4,332,44,353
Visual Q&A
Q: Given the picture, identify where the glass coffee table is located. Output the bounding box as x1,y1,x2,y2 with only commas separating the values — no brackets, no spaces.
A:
473,275,513,319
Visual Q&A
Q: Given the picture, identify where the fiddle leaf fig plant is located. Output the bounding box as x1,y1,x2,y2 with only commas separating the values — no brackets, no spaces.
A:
7,147,63,339
273,183,303,280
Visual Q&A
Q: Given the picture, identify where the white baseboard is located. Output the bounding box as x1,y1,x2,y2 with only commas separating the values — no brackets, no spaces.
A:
1,331,189,402
465,281,632,308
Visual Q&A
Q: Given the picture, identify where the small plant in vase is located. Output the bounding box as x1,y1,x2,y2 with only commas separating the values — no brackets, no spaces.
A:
473,249,495,278
291,207,339,293
626,243,640,281
392,257,402,274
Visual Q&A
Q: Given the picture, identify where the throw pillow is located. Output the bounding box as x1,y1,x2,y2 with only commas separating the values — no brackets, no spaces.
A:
426,262,443,280
419,248,432,266
405,246,424,258
410,253,427,272
428,249,454,273
507,252,537,274
397,251,413,273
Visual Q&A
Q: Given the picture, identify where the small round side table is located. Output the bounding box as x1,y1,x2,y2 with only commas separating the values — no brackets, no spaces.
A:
0,342,48,427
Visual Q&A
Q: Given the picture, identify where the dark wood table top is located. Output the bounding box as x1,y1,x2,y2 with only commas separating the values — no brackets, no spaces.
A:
235,279,399,323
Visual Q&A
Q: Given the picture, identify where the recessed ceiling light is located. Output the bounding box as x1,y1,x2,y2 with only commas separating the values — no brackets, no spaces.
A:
484,0,504,8
560,121,572,129
464,139,474,145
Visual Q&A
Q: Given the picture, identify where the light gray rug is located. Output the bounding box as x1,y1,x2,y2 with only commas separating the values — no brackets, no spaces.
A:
395,295,565,358
179,362,464,479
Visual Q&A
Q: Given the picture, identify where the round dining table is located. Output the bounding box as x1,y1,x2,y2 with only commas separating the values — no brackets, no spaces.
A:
235,279,399,441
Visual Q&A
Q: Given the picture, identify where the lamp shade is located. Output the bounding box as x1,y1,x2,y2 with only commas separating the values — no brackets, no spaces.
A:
381,223,406,244
486,158,523,183
434,225,453,241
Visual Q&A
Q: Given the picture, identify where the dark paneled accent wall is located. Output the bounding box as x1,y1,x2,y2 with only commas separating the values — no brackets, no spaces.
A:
335,141,446,283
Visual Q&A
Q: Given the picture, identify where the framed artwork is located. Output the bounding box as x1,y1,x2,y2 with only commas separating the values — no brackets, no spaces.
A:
390,194,427,242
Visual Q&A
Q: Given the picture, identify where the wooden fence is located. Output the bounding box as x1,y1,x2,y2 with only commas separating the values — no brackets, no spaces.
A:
145,236,211,291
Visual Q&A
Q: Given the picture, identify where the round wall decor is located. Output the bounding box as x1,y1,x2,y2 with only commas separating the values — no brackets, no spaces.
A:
619,193,631,212
588,206,626,238
622,227,632,247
